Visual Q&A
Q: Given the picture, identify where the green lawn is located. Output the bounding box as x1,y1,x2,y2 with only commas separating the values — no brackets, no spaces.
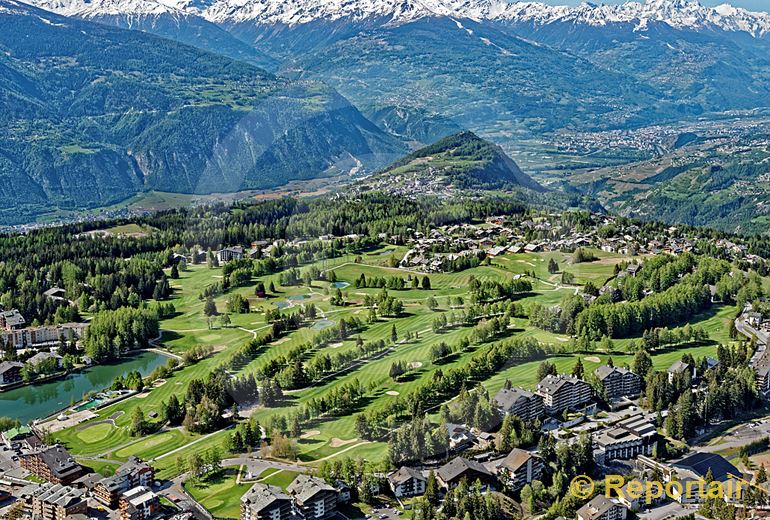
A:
54,251,749,481
259,469,301,490
75,422,114,444
184,468,251,519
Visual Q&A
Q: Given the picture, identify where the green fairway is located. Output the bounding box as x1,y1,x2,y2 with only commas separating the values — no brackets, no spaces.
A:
54,250,748,480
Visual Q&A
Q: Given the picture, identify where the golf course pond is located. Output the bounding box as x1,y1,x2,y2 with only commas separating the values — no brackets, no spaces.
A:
0,350,168,424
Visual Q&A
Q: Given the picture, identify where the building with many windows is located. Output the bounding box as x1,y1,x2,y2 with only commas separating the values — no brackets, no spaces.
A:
119,486,161,520
496,448,543,491
20,445,85,485
594,365,641,401
241,483,293,520
0,309,25,330
535,374,593,415
0,361,23,385
492,387,544,421
286,475,338,519
217,246,244,263
593,415,657,465
577,495,628,520
0,322,87,351
94,457,155,507
388,467,427,498
28,482,87,520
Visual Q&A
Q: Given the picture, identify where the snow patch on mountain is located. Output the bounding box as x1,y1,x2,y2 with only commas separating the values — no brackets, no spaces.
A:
494,0,770,38
25,0,770,38
33,0,188,18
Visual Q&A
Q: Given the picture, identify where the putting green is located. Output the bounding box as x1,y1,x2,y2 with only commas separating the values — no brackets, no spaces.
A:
76,423,114,443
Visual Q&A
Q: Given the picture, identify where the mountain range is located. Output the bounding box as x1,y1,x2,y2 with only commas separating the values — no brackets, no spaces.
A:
32,0,770,36
0,0,405,224
4,0,770,228
27,0,770,138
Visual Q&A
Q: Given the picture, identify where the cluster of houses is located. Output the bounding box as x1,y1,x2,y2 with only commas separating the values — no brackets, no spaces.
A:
0,425,163,519
373,359,750,520
394,213,766,273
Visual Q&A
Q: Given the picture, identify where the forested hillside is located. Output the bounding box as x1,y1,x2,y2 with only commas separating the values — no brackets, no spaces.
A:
0,0,404,224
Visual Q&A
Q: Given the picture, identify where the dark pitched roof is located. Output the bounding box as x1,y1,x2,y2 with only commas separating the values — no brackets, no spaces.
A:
388,467,426,485
493,387,538,410
537,374,588,395
32,483,84,509
674,452,741,482
437,457,493,483
242,483,291,512
499,448,539,473
594,364,633,380
36,445,82,480
287,475,335,503
668,360,690,374
0,361,23,375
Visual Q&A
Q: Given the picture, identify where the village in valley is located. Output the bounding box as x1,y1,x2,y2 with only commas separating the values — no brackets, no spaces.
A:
0,198,769,520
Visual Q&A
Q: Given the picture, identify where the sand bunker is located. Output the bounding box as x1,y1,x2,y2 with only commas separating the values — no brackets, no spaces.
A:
301,430,321,439
329,342,344,349
330,438,358,448
386,391,400,396
584,356,601,363
408,362,423,369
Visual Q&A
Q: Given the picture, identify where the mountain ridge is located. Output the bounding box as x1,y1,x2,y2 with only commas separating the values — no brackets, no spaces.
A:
29,0,770,39
0,0,405,224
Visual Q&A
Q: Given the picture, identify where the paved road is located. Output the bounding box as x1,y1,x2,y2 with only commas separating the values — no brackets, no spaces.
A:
222,456,307,479
736,317,769,346
696,418,770,455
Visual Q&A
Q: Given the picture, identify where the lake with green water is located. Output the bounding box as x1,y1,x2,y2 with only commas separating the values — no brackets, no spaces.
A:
0,351,167,424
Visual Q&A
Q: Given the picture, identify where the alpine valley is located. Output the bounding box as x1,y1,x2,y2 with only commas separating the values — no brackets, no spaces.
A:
3,0,770,231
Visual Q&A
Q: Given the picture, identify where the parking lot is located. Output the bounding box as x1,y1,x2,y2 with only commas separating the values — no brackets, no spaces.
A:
638,501,702,520
363,507,404,520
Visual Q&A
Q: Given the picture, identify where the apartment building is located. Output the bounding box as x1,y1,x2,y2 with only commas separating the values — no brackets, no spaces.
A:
286,475,338,520
241,483,293,520
492,387,544,421
577,495,628,520
119,486,160,520
594,365,641,401
20,445,85,485
94,457,155,507
535,374,593,415
29,483,87,520
387,467,427,498
594,415,657,465
496,448,543,492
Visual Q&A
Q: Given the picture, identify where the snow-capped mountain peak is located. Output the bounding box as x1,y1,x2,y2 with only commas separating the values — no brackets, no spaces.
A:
201,0,462,26
493,0,770,37
31,0,194,20
25,0,770,38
